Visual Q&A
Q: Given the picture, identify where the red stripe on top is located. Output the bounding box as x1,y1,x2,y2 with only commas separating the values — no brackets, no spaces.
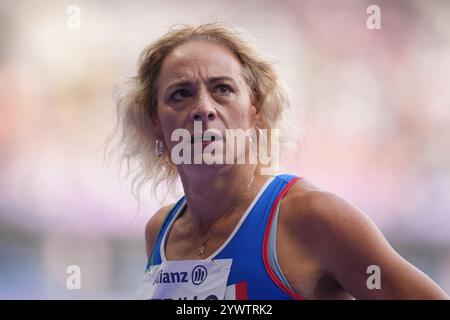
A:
235,281,248,300
262,176,305,300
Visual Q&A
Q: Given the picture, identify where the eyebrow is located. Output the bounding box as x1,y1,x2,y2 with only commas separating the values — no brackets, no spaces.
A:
163,76,238,93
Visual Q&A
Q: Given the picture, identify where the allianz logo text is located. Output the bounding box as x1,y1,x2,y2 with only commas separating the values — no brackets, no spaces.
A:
151,265,208,285
152,269,188,285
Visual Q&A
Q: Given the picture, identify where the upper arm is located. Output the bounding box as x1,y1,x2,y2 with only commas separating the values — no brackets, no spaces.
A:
289,191,449,299
145,204,174,259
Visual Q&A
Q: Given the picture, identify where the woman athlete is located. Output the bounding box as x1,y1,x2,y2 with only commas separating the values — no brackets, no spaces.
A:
114,23,448,300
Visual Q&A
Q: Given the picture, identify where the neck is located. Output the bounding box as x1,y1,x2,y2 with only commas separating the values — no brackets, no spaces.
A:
178,164,263,233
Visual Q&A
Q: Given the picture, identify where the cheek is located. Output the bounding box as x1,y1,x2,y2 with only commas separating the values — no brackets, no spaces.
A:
157,109,192,148
236,98,256,124
225,105,253,129
237,89,255,119
156,109,176,136
161,116,180,137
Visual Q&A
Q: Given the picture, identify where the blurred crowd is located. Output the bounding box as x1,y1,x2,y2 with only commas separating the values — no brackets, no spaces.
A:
1,0,449,298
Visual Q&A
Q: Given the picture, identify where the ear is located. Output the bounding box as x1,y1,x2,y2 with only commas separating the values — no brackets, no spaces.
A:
250,102,261,124
151,114,163,140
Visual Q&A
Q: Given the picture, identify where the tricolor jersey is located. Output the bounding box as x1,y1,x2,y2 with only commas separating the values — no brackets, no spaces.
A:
146,173,304,300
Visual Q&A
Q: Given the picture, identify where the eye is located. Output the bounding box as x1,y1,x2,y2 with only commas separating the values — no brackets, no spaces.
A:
214,84,233,95
170,89,192,102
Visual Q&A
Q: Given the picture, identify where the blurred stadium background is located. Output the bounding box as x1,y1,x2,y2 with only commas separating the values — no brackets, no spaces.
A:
1,0,449,299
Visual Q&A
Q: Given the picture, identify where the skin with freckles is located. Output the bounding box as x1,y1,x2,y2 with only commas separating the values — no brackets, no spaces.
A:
146,40,449,300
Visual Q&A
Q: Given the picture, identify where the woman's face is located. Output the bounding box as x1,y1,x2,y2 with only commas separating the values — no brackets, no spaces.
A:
154,40,259,163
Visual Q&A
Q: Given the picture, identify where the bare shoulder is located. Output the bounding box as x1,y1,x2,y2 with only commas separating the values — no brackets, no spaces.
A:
279,177,391,269
280,178,385,257
280,178,337,232
280,177,449,299
280,178,372,240
145,203,175,258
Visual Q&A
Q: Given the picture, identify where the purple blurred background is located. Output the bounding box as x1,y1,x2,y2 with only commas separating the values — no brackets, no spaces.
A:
1,0,449,298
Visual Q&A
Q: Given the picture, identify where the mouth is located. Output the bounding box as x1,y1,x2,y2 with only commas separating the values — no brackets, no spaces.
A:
191,134,221,144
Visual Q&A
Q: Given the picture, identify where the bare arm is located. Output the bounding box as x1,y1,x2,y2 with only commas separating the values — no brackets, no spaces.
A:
291,191,449,300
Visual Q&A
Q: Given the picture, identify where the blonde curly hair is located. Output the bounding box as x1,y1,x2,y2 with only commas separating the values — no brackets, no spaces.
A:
106,23,297,203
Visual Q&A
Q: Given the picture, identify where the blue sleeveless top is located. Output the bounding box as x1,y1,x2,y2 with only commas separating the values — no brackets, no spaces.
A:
146,173,304,300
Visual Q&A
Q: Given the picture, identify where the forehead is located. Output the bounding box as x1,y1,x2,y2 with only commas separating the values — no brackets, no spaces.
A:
158,40,244,87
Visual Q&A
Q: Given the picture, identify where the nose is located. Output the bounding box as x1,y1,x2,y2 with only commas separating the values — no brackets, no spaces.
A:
189,90,217,122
